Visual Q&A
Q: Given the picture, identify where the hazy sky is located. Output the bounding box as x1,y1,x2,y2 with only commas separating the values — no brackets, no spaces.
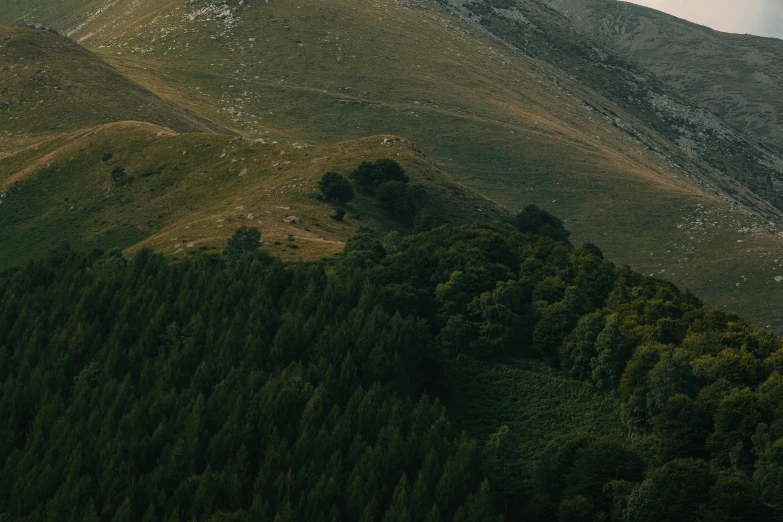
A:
626,0,783,38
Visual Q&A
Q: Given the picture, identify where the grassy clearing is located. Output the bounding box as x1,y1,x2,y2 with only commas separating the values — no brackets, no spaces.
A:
443,357,642,486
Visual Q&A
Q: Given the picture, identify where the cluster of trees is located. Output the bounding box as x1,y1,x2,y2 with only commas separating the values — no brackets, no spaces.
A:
319,161,431,228
3,204,783,521
346,207,783,521
0,242,498,522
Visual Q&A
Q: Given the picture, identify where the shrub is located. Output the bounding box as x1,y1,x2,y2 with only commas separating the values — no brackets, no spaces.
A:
377,180,409,210
140,167,164,178
413,207,437,233
332,207,347,221
377,181,429,226
110,166,126,183
319,172,354,203
513,204,571,243
557,496,593,522
226,226,262,261
344,228,386,268
351,159,409,194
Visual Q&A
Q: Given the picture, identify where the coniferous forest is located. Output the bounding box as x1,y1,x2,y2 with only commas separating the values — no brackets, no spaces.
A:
3,207,783,521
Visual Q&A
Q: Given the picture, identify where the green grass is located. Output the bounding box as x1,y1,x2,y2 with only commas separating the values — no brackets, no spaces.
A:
3,1,783,330
0,121,507,267
0,0,173,45
0,26,223,139
443,357,644,482
81,0,783,330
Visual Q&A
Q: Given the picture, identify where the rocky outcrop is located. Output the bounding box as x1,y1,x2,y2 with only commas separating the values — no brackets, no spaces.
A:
20,23,59,34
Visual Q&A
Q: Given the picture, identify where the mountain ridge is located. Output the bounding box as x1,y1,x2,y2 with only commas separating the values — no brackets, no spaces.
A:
543,0,783,151
4,1,783,329
0,113,508,267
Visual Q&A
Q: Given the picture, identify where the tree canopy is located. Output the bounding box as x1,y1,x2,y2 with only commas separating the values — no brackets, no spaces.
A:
2,218,782,521
319,171,355,203
512,205,570,243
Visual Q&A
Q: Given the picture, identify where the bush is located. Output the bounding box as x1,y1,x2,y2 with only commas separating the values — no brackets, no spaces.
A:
513,204,570,243
346,160,430,226
351,159,409,194
557,496,593,522
140,167,164,178
624,459,713,522
382,231,402,253
332,207,347,221
377,180,409,210
226,226,262,261
319,172,354,203
344,228,386,267
413,207,437,233
111,166,126,183
377,181,429,226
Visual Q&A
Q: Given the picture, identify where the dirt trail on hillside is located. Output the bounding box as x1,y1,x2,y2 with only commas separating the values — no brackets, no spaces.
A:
0,121,178,188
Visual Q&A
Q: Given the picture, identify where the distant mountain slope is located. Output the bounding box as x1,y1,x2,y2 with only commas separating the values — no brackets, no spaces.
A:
0,26,223,141
440,0,783,214
543,0,783,150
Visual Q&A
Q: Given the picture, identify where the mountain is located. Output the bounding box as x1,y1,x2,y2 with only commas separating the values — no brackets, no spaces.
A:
6,2,783,521
544,0,783,150
92,0,783,329
3,0,783,330
440,0,783,215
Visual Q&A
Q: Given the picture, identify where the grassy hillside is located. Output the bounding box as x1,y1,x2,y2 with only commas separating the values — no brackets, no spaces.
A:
0,120,506,267
0,0,173,45
443,0,783,215
76,0,783,329
0,26,223,144
3,1,783,329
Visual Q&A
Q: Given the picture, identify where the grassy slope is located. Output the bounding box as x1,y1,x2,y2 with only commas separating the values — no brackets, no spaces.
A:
0,121,507,267
447,0,783,216
3,1,783,328
0,0,175,45
80,0,783,329
0,25,224,147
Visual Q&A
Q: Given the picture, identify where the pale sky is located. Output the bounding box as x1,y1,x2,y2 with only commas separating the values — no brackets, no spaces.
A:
626,0,783,38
